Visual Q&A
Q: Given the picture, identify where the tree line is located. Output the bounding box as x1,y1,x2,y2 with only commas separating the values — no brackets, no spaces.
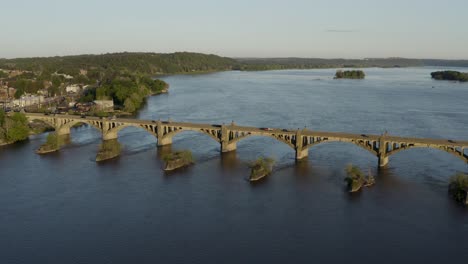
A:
431,71,468,82
334,70,365,79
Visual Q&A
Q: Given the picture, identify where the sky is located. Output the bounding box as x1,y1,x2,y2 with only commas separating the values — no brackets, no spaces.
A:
1,0,468,59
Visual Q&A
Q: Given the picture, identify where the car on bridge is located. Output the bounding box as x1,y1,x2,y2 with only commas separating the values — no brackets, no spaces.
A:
211,124,222,127
448,139,456,143
260,127,273,131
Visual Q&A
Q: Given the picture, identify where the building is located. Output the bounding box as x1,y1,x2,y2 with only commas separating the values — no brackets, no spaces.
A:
0,87,16,100
93,100,114,112
37,89,49,96
65,84,82,94
12,95,45,107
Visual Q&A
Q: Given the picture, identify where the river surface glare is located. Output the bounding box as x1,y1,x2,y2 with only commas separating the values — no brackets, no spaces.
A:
1,68,468,263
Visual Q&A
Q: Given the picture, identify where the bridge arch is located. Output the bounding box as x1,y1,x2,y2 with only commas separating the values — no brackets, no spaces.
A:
303,138,379,157
163,127,221,144
106,123,158,140
387,145,468,164
229,133,296,150
60,119,103,133
27,117,56,130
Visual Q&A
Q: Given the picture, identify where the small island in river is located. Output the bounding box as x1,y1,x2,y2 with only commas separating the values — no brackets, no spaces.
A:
36,132,64,154
96,139,121,162
163,150,194,171
334,70,365,79
249,157,275,182
448,173,468,205
344,164,375,192
431,71,468,82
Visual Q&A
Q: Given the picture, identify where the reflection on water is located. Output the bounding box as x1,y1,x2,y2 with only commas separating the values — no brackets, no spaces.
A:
1,68,468,264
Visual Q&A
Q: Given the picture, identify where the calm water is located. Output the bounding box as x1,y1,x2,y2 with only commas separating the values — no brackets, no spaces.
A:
1,68,468,263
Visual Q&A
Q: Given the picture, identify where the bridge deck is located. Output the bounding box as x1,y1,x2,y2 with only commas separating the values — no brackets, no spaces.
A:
24,113,468,147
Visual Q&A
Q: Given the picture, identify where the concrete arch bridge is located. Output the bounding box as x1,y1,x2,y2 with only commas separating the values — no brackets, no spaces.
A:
25,113,468,167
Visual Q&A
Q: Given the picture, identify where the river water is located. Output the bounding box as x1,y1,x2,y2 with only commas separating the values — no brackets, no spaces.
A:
1,68,468,263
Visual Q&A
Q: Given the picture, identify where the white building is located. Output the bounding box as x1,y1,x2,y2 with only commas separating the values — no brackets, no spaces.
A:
13,95,45,107
66,84,82,94
93,100,114,111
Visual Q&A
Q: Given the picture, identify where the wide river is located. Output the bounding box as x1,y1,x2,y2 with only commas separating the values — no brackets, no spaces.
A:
1,68,468,263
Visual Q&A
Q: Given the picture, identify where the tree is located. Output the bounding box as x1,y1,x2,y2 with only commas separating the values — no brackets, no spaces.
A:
124,98,135,112
0,71,8,79
0,109,5,126
5,112,29,143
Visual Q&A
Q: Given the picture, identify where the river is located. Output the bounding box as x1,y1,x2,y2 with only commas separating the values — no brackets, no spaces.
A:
1,68,467,263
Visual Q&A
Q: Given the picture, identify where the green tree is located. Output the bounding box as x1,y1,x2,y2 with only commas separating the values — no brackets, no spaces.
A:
124,98,136,112
5,112,29,142
0,109,5,126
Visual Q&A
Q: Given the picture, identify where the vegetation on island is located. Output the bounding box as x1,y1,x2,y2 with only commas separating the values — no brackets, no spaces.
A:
0,110,30,145
162,150,194,171
335,70,365,79
236,57,468,71
431,71,468,82
344,164,375,192
36,132,65,154
249,157,275,182
448,173,468,205
96,139,121,162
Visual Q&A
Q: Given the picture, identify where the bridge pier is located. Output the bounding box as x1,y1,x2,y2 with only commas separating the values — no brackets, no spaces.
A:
221,141,237,153
157,136,173,147
103,131,118,141
295,148,308,161
56,126,71,136
378,154,389,167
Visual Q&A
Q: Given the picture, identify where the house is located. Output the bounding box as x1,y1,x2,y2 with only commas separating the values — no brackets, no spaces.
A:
12,95,45,107
93,100,114,112
65,84,82,94
37,89,49,96
0,87,16,100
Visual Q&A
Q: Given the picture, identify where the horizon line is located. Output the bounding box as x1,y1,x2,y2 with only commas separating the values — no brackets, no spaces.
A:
1,51,468,61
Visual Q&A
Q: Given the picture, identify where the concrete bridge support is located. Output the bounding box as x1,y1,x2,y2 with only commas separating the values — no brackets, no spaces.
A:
56,126,71,136
102,122,118,141
295,130,308,161
157,136,173,147
378,137,389,168
378,154,389,167
221,141,237,153
295,148,309,160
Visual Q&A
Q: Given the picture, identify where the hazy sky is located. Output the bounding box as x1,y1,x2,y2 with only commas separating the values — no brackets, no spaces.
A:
2,0,468,59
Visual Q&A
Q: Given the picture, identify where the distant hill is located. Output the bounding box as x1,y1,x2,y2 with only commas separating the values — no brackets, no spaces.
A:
235,57,468,70
0,52,237,75
1,53,468,75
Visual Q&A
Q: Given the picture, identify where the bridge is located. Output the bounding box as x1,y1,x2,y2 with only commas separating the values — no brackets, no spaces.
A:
24,113,468,167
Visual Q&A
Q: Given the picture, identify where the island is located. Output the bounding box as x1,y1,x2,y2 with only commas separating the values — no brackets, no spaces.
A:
344,164,375,192
431,71,468,82
163,150,194,171
249,157,275,182
36,132,63,154
95,139,121,162
334,70,365,79
448,173,468,205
